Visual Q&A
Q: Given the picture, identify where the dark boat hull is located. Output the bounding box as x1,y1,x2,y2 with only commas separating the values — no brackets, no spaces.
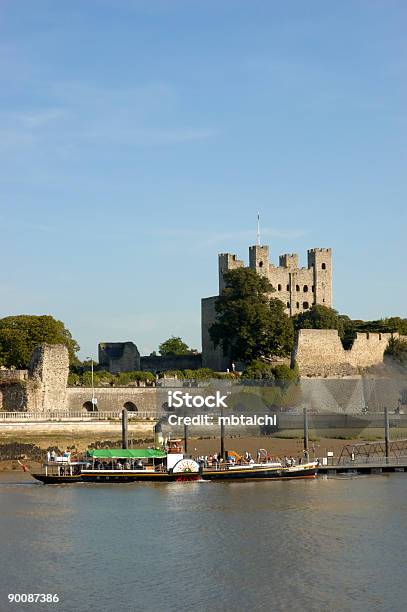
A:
31,470,200,484
202,465,317,481
32,465,317,484
32,474,82,484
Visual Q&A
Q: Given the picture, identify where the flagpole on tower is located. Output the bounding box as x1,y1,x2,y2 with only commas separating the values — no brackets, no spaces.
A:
257,211,261,246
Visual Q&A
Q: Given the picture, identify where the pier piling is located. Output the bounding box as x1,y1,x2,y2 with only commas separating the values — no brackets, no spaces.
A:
184,423,188,454
220,407,225,459
385,407,390,464
303,406,309,461
122,408,128,449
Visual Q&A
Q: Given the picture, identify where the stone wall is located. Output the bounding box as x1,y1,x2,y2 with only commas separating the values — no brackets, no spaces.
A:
293,329,398,377
28,344,70,411
140,353,202,373
98,342,141,373
299,376,406,413
201,296,229,371
0,369,28,382
0,344,69,413
67,387,157,412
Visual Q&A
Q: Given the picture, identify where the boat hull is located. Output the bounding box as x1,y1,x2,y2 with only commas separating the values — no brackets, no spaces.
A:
202,465,317,481
32,473,82,484
31,465,317,484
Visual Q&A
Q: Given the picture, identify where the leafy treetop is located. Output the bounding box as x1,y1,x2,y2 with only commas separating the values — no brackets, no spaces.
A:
158,336,195,356
209,268,294,364
0,315,80,368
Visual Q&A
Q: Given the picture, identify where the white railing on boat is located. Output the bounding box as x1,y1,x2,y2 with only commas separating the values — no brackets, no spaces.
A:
0,410,165,421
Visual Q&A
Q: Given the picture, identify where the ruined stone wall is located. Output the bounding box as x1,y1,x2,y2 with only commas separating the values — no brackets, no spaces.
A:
98,342,141,373
299,375,407,413
28,344,69,411
0,369,28,382
293,329,398,377
140,354,202,373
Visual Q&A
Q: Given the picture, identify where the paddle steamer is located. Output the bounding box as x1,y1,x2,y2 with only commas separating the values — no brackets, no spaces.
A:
31,440,318,484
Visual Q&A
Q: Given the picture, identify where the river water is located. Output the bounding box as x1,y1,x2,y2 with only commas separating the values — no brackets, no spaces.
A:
0,472,406,612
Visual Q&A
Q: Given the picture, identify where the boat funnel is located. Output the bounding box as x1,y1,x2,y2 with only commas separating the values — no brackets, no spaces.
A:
154,422,164,447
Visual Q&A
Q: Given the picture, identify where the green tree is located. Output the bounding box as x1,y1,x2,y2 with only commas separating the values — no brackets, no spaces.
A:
242,359,276,380
0,315,80,368
294,305,348,337
209,268,294,364
384,318,407,335
158,336,194,356
385,337,407,365
242,360,299,383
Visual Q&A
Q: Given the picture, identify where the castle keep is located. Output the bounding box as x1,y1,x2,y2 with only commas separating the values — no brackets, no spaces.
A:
202,244,332,369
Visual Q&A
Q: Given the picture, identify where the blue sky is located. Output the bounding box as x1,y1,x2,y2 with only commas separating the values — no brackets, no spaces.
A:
0,0,406,359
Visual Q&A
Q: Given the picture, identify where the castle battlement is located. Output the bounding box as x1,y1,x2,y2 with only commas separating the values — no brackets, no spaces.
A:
292,329,398,376
218,244,332,316
308,247,332,254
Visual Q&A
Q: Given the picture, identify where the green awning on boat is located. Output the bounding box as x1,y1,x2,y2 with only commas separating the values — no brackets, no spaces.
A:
87,449,166,459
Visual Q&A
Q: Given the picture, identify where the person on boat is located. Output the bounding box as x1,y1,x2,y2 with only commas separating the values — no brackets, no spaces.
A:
46,451,51,463
50,450,56,462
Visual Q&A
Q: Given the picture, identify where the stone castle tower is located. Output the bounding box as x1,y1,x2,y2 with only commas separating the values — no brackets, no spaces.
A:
202,244,332,369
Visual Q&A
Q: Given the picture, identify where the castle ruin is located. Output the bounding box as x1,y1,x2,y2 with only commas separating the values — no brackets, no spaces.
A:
0,344,69,412
202,244,332,369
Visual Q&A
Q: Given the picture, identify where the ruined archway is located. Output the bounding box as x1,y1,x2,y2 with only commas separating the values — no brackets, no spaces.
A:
83,401,97,412
123,401,138,412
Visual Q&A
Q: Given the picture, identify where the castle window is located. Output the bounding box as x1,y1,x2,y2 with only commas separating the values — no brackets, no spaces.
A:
303,285,308,293
312,285,315,292
296,302,299,308
278,284,282,291
287,302,290,308
303,302,309,309
296,284,300,292
322,263,326,270
323,298,325,303
259,261,263,267
286,284,289,291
